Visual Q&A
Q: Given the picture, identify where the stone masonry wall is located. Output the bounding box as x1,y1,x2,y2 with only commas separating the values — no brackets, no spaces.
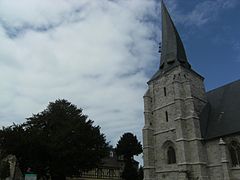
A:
143,66,209,180
206,135,240,180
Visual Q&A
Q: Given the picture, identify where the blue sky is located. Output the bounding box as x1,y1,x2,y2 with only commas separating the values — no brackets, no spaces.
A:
0,0,239,152
164,0,240,90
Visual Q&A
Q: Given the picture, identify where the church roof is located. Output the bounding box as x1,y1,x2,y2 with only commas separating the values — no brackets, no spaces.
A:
149,1,191,82
200,79,240,140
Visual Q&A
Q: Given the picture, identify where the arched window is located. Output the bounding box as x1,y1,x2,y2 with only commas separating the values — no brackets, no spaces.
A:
229,141,240,167
167,146,176,164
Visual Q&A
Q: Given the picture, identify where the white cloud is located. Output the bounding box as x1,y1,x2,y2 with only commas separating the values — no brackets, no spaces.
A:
0,0,159,148
0,0,87,29
167,0,239,27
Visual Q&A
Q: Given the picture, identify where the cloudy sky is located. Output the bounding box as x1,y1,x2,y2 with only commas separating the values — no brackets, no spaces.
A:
0,0,240,152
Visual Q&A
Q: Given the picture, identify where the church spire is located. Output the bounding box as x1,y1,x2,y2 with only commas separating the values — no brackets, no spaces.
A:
160,0,191,72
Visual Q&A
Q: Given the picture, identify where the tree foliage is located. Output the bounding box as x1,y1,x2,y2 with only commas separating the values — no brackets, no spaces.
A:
116,132,142,160
0,99,109,180
138,166,144,180
116,132,143,180
0,161,10,179
121,161,138,180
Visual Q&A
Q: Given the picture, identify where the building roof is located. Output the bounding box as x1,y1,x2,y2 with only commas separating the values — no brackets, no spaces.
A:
200,79,240,140
100,157,122,168
149,1,191,82
99,151,123,168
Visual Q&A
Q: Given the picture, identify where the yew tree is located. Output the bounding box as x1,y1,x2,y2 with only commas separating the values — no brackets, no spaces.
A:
116,132,142,180
0,99,109,180
116,132,142,161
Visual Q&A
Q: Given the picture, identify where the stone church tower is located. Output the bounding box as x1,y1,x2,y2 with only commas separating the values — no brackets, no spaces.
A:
143,1,209,180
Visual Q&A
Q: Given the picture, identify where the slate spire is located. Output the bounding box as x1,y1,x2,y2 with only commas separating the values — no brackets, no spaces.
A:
160,0,191,72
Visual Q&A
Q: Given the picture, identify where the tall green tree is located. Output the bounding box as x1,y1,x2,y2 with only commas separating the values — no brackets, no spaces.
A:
116,132,142,180
116,132,142,161
138,166,144,180
0,99,109,180
121,161,138,180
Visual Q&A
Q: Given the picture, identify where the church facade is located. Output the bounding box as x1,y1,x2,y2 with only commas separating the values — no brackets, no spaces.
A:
143,1,240,180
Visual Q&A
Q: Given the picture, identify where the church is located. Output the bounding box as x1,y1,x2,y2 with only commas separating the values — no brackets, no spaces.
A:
142,1,240,180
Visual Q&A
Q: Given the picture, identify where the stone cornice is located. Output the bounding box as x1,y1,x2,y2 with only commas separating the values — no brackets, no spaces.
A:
174,116,199,121
154,128,175,135
143,166,155,169
153,102,175,112
143,146,154,149
176,138,203,142
178,162,207,166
